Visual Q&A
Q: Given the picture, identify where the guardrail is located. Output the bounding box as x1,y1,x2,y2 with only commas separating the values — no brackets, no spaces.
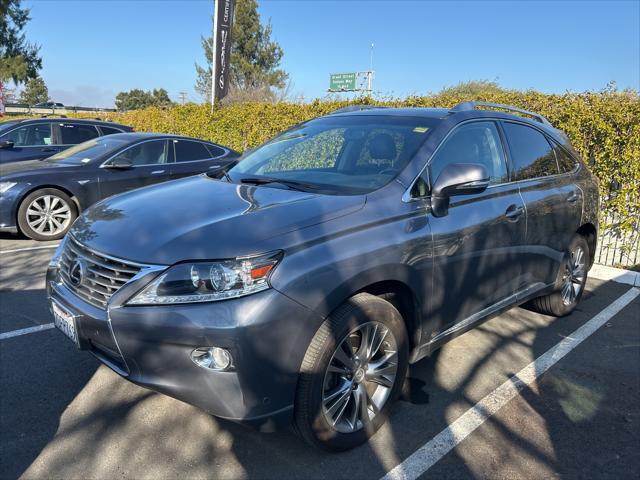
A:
3,103,116,116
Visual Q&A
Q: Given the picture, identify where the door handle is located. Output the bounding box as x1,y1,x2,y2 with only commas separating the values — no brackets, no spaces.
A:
566,192,579,203
151,170,165,174
505,204,525,220
41,148,57,152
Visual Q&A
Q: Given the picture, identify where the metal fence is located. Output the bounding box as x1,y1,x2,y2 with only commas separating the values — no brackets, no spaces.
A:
595,212,639,267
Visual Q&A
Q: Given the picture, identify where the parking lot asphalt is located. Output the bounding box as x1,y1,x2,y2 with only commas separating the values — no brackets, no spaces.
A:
1,234,639,480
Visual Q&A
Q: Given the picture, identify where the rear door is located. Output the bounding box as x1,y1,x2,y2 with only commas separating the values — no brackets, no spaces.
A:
0,122,59,163
501,121,582,292
421,120,527,337
169,139,229,179
98,139,174,200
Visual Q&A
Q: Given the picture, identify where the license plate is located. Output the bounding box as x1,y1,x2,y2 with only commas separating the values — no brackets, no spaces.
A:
52,301,79,346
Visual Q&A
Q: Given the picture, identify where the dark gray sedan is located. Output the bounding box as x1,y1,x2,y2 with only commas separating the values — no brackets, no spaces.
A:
0,133,238,240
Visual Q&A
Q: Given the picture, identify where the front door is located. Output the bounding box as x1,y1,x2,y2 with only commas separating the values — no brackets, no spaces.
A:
0,122,60,163
421,121,527,338
98,139,174,200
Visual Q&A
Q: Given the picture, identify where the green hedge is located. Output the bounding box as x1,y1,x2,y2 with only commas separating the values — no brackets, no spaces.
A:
5,89,639,240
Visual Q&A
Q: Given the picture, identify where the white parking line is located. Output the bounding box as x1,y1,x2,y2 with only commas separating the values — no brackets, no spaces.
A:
0,244,59,254
382,287,640,480
0,323,55,340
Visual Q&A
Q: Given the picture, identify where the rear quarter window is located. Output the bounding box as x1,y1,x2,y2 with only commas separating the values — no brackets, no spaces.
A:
59,124,100,144
503,122,559,180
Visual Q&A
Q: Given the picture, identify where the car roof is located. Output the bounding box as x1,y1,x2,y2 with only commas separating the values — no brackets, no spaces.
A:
102,132,221,143
9,117,131,129
328,105,567,144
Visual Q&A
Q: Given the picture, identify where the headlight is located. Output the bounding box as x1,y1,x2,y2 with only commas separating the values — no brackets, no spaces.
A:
0,182,17,194
127,251,282,305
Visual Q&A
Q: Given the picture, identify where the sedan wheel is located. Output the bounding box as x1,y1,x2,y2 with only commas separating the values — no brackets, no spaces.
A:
18,188,78,241
561,245,586,306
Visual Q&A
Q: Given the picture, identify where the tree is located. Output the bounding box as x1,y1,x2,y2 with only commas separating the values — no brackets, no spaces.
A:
195,0,288,103
114,88,173,111
0,0,42,83
19,75,48,104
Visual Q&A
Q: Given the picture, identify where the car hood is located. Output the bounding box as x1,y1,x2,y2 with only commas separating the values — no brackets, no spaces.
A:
70,175,366,264
0,159,80,178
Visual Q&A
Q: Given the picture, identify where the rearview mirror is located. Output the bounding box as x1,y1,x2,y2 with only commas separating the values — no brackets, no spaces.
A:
0,140,15,149
431,163,489,217
104,158,133,170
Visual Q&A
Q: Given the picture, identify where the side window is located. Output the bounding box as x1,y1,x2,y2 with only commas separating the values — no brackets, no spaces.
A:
553,144,578,173
113,140,168,166
429,121,508,186
205,144,226,158
502,122,559,180
59,124,100,144
99,126,123,136
173,139,212,162
1,124,52,146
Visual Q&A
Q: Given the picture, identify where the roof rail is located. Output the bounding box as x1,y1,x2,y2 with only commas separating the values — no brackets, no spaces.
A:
450,101,552,126
330,105,388,115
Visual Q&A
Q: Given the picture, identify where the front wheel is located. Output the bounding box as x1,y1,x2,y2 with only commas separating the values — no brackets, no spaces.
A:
294,293,408,451
17,188,77,241
527,234,590,317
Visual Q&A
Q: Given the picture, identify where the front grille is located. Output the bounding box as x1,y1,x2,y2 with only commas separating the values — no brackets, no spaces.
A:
59,236,141,309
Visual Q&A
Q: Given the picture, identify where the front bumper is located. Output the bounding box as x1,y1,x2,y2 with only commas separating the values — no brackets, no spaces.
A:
46,261,324,430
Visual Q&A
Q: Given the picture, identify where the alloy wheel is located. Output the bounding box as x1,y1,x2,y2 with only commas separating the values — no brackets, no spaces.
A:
322,321,398,433
25,195,72,237
561,245,586,305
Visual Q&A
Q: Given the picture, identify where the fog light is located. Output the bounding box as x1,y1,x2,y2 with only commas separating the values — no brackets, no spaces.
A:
191,346,233,371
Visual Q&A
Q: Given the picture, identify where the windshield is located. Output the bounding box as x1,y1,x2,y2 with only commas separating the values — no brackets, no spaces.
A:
47,136,129,164
228,115,437,194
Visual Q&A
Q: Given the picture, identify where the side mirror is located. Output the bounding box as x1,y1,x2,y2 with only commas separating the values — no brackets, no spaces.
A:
0,140,15,149
104,158,133,170
431,163,490,217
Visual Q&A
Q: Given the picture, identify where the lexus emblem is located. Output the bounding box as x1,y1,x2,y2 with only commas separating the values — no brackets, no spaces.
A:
69,258,87,287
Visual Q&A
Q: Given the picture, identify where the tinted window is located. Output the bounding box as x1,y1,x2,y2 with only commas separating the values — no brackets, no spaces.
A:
205,144,226,157
503,122,558,180
99,126,123,136
113,140,168,166
60,124,100,144
554,144,577,173
173,140,211,162
429,121,508,185
1,123,52,146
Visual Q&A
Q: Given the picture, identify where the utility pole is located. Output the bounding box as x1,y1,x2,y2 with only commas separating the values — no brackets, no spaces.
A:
178,91,188,105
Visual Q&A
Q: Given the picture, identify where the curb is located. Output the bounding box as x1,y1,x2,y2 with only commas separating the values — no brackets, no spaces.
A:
590,264,640,287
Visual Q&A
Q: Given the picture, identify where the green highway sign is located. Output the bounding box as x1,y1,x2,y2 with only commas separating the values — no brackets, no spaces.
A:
329,72,357,91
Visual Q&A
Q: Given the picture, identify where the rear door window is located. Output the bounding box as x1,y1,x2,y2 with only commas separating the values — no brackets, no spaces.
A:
502,122,559,180
553,144,578,173
173,139,212,162
59,123,100,144
1,123,52,146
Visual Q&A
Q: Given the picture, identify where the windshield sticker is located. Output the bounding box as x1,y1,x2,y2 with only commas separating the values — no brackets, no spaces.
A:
413,127,429,133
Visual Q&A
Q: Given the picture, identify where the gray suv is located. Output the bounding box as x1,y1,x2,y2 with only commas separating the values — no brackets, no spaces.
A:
46,102,598,451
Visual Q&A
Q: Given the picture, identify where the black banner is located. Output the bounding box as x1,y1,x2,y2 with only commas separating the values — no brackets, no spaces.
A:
213,0,235,102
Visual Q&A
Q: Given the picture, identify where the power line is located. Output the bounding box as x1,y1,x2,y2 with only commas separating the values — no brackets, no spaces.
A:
178,91,188,104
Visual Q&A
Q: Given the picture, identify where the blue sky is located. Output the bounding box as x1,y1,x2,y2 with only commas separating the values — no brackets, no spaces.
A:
21,0,640,107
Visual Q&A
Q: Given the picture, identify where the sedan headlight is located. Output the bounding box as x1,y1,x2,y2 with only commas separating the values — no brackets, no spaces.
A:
0,182,17,194
127,251,282,305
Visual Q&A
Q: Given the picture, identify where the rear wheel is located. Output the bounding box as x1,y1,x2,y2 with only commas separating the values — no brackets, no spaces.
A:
17,188,77,241
527,234,589,317
294,293,408,451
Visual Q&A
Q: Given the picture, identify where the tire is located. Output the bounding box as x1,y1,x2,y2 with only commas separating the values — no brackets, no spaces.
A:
17,188,77,241
294,293,409,451
527,234,590,317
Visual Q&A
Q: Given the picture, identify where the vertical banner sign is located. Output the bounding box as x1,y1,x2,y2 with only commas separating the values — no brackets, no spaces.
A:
211,0,235,105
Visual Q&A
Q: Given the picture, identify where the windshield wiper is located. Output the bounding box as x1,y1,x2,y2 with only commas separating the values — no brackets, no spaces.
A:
240,176,321,192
